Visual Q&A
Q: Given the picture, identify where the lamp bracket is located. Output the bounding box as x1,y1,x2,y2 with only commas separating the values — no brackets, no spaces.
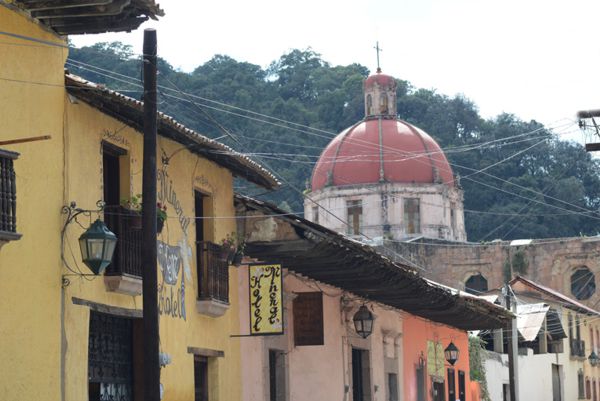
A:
60,200,106,278
61,200,105,232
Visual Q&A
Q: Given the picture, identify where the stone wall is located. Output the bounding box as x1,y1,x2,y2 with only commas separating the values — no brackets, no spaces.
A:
380,236,600,308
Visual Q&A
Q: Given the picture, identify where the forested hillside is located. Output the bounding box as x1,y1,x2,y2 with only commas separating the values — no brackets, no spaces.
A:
68,43,600,241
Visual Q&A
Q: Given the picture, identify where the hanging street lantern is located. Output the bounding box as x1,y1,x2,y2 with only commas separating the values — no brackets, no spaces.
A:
353,305,374,339
78,219,117,275
589,351,599,367
444,341,460,366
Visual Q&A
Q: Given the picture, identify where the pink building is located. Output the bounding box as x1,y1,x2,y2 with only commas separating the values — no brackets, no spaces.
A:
235,196,509,401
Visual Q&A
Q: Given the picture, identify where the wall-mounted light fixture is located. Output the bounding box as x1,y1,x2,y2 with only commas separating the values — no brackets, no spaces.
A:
78,219,117,275
444,341,460,366
418,351,426,368
589,351,599,367
353,304,374,339
62,201,117,276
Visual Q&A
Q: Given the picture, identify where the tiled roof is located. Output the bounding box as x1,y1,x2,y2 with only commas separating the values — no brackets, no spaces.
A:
66,73,280,190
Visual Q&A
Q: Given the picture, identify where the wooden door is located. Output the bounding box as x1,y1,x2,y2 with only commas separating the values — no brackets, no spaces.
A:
432,381,445,401
458,370,466,401
447,369,456,401
552,364,562,401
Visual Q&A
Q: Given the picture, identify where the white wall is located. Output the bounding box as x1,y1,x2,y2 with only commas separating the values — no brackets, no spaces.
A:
305,182,466,241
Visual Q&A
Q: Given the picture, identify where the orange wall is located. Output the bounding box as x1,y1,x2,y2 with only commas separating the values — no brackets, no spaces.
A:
403,314,472,401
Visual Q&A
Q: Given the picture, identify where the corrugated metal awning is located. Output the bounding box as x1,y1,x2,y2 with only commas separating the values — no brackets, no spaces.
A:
517,303,549,341
516,303,566,342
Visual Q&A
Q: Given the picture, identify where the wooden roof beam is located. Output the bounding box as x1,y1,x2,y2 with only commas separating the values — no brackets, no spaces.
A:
32,0,130,18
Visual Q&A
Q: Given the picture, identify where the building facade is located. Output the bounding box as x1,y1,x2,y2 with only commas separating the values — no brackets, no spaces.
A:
482,277,600,401
0,3,278,401
236,195,510,401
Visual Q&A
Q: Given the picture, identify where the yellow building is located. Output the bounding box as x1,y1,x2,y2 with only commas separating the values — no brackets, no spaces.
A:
0,2,278,401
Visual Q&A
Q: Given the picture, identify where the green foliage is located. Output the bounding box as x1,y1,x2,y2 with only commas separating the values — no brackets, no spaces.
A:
469,336,491,401
69,43,600,241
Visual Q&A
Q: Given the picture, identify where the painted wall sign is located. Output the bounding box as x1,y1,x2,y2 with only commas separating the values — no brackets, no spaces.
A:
157,240,188,321
157,168,191,234
102,128,130,148
249,264,283,335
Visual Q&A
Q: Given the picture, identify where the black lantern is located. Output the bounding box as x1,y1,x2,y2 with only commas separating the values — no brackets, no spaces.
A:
444,341,460,366
353,305,374,339
78,219,117,275
589,351,599,367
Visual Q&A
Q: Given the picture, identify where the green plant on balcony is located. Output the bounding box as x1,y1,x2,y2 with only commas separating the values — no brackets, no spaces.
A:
121,194,168,233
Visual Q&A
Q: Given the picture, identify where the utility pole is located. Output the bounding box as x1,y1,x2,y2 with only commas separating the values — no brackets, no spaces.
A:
505,245,519,401
505,283,519,401
142,28,160,401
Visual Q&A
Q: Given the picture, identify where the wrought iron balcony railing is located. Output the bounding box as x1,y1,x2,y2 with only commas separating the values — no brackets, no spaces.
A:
571,339,586,358
104,207,143,278
197,241,229,304
0,149,20,240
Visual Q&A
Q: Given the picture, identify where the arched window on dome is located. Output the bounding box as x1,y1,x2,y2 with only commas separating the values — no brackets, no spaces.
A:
380,93,388,114
404,198,420,234
366,94,372,115
571,266,596,300
465,274,488,295
347,199,363,236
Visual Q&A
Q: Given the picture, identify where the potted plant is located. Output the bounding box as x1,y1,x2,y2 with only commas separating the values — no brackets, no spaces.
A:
220,232,237,263
121,194,142,229
156,202,167,233
121,194,168,234
219,232,246,265
232,236,245,266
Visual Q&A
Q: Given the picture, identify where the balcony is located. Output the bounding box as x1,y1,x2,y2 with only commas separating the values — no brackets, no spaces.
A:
103,207,143,296
571,339,586,358
196,241,230,317
0,149,21,246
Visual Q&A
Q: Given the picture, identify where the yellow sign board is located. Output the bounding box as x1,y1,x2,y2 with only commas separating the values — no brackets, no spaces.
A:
249,264,284,335
427,340,445,377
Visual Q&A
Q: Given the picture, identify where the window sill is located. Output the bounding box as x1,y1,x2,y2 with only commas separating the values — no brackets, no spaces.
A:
104,274,142,296
0,230,22,249
196,298,229,318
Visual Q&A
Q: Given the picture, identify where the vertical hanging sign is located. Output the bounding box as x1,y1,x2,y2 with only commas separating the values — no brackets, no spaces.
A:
249,264,284,335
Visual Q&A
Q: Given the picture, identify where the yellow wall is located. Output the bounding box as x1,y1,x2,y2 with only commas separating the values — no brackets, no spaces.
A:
0,6,67,401
63,99,242,401
0,5,243,401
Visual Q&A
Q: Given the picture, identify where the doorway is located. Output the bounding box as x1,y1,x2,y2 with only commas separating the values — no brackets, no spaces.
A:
552,364,562,401
458,370,466,401
432,380,445,401
447,368,456,401
88,311,142,401
352,348,371,401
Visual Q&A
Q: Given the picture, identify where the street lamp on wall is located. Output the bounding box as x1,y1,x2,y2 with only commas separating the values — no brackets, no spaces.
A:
61,201,117,276
589,351,599,367
353,305,374,339
78,219,117,275
444,341,460,366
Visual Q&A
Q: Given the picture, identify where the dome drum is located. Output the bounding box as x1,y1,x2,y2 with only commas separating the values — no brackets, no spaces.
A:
306,69,467,242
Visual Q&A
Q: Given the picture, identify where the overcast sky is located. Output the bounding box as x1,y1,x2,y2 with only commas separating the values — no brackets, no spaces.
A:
71,0,600,137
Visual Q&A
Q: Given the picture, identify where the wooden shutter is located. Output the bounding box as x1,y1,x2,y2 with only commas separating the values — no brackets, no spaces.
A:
293,292,324,346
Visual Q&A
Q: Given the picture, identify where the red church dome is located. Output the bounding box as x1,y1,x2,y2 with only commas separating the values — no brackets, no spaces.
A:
311,119,454,191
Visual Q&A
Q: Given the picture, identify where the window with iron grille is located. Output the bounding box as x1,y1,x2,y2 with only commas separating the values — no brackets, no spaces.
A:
88,311,134,401
0,148,20,241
